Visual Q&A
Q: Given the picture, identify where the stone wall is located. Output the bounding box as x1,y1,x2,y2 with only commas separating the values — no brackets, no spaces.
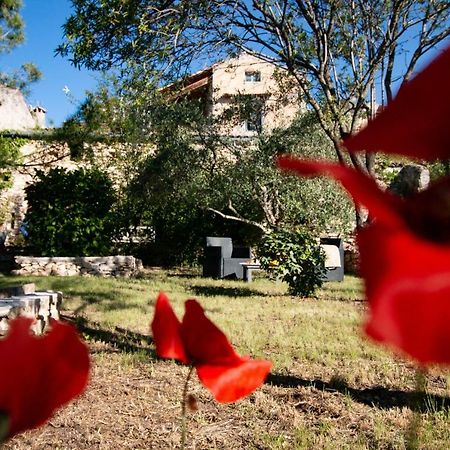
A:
12,256,143,277
343,241,359,275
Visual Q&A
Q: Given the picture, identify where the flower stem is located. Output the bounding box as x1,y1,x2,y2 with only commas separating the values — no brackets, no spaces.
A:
0,411,8,445
406,368,427,450
180,366,194,450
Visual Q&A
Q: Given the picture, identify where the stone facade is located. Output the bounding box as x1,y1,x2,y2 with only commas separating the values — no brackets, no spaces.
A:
211,53,301,136
13,256,143,277
0,86,45,130
0,86,52,245
0,140,75,246
164,52,301,137
343,240,359,275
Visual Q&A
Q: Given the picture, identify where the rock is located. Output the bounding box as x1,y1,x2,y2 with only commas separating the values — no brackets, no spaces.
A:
388,165,430,198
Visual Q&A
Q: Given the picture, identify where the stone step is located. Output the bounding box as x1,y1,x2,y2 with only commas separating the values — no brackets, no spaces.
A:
0,290,62,335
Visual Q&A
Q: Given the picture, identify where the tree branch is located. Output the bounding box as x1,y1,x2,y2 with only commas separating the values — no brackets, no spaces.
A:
206,207,268,232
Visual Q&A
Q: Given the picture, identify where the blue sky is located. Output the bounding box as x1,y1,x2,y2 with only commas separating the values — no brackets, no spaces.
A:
1,0,100,127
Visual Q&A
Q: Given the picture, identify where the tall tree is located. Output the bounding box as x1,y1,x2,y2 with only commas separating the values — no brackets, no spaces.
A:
0,0,24,52
0,0,41,93
59,0,450,175
63,80,354,251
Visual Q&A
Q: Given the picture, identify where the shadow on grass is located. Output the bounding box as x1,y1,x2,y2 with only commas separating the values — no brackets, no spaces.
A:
63,314,157,358
190,284,268,298
167,272,199,279
318,296,366,304
9,277,151,315
67,293,149,316
267,372,450,412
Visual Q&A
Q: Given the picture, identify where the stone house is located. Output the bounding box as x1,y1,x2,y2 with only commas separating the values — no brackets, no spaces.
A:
162,53,301,137
0,55,301,247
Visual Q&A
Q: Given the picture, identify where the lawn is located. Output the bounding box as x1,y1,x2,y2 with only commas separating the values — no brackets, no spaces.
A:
1,270,450,449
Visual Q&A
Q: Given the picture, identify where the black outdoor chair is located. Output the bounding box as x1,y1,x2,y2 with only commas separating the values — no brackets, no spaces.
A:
202,237,252,279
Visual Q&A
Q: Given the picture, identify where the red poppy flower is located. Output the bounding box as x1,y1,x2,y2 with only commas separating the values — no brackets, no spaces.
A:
151,292,272,402
278,155,450,364
345,45,450,160
276,45,450,365
0,317,90,440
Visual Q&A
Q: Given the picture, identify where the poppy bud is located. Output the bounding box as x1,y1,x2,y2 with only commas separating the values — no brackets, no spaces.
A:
186,394,198,412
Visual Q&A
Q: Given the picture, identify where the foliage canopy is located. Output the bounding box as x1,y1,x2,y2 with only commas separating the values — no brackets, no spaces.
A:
58,74,355,265
60,0,450,173
0,0,24,53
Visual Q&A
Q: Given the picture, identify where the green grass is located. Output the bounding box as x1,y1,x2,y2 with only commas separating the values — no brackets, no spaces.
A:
0,272,424,383
1,270,450,449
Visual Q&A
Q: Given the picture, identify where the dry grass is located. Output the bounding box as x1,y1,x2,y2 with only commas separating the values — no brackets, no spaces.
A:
1,270,450,449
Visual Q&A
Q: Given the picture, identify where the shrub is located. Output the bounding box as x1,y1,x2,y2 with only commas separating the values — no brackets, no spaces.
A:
25,168,117,256
259,228,325,297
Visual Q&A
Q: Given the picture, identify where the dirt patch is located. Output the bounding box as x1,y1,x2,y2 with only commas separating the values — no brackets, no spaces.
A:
5,336,450,450
3,304,450,450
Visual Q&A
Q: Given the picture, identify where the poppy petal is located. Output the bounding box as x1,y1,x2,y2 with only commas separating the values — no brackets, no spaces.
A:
181,300,241,365
359,225,450,364
0,317,90,438
345,46,450,160
40,319,91,410
277,155,402,226
151,292,187,363
196,359,272,403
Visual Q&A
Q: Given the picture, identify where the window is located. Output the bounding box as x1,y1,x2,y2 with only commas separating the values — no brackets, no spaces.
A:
246,111,263,132
245,71,261,82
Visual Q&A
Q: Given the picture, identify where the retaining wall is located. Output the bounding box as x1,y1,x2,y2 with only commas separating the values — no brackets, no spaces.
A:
12,256,143,277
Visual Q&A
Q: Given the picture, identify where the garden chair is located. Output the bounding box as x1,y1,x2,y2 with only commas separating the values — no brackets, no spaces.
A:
320,237,344,282
202,237,252,279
